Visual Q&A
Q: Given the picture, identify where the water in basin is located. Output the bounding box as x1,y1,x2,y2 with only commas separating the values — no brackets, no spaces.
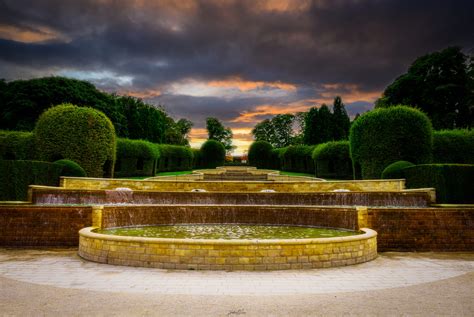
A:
94,224,361,239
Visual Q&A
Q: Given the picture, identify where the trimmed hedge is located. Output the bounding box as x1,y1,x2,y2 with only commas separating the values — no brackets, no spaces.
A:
350,106,432,179
403,164,474,204
280,145,315,174
200,140,225,169
381,160,415,179
248,141,273,169
156,144,193,172
115,138,160,177
0,160,63,201
191,148,203,169
34,104,116,178
0,130,35,160
432,129,474,164
312,141,352,179
270,148,284,170
54,159,86,177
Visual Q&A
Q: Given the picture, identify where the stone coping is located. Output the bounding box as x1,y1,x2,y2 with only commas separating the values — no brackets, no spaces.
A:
79,226,376,246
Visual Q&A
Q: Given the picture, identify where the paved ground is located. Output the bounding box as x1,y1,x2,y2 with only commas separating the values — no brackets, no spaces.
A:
0,248,473,316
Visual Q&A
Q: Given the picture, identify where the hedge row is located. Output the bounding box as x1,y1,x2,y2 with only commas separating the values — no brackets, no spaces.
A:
403,164,474,204
350,106,433,179
279,145,315,174
156,144,193,172
115,138,160,177
312,141,352,179
0,130,35,160
432,129,474,164
0,160,64,201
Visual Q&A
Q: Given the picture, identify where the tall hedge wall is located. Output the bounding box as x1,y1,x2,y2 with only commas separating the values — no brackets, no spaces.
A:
280,145,315,174
200,140,225,169
248,141,273,169
191,148,203,169
0,160,63,201
0,130,35,160
270,148,284,170
156,144,193,172
432,129,474,164
403,164,474,204
312,141,352,179
115,138,160,177
350,106,432,179
34,104,116,178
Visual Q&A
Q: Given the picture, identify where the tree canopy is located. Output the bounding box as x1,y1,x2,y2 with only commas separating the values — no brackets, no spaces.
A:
0,76,192,144
376,47,473,129
206,117,234,153
251,114,295,148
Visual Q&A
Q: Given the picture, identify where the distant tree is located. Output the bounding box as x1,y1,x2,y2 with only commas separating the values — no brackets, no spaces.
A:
376,46,473,129
332,96,351,140
303,104,333,145
252,119,275,143
206,117,234,153
303,107,319,145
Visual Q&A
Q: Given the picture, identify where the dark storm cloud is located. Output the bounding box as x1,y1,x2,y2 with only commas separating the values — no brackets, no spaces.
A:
1,0,473,87
0,0,473,138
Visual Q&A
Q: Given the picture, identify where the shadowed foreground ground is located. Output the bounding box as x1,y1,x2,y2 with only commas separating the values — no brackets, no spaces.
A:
0,249,472,316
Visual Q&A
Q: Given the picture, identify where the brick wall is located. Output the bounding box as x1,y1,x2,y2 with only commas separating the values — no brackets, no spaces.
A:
367,207,474,251
0,206,92,246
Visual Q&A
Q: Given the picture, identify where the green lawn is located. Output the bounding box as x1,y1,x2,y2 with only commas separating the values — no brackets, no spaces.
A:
155,170,194,176
277,171,316,177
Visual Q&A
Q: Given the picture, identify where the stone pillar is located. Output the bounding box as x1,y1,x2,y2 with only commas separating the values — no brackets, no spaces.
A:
92,205,104,228
356,206,368,229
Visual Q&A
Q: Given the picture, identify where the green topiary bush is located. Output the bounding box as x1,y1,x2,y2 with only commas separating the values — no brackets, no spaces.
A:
381,160,415,179
0,130,36,160
432,129,474,164
156,145,193,172
54,159,86,177
403,164,474,204
248,141,273,169
115,138,160,177
0,160,63,201
280,145,315,174
312,141,352,179
200,140,225,169
349,105,433,179
34,104,116,178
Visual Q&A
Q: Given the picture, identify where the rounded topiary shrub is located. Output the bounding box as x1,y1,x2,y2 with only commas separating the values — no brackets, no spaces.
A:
248,141,273,169
312,141,352,179
54,159,87,177
381,160,415,179
200,140,225,168
349,105,432,179
34,104,116,178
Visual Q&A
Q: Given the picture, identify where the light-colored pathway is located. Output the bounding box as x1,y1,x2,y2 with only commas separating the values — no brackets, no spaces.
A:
0,249,472,296
1,249,473,316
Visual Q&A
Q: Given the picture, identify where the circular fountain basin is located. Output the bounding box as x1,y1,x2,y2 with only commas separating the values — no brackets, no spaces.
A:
78,225,377,271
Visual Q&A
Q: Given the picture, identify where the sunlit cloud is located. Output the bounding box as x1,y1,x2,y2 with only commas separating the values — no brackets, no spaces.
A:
58,70,134,86
208,77,296,92
318,83,382,104
169,78,296,99
231,103,310,123
0,24,70,43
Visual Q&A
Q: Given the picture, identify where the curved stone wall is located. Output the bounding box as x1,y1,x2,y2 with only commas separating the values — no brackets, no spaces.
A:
78,227,377,271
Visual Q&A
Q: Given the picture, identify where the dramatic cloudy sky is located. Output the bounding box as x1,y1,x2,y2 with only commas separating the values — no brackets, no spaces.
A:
0,0,473,153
